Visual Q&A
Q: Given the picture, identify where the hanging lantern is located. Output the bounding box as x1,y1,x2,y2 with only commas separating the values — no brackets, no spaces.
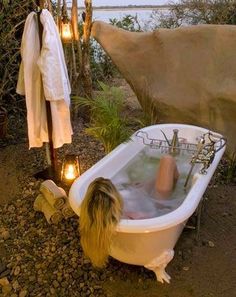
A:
61,154,81,184
60,0,73,43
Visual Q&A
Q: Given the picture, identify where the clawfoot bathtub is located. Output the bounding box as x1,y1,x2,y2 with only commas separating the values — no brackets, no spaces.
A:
69,124,226,283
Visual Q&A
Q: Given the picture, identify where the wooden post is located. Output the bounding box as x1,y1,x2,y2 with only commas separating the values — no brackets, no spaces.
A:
57,0,61,29
71,0,82,73
36,0,58,179
82,0,93,99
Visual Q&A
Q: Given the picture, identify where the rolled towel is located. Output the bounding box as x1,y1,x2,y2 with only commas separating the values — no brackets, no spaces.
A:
34,194,63,225
58,187,75,219
61,201,75,219
40,180,66,210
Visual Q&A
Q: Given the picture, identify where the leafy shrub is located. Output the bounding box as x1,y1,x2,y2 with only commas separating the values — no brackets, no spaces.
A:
109,14,142,32
148,0,236,30
0,0,34,112
72,82,133,153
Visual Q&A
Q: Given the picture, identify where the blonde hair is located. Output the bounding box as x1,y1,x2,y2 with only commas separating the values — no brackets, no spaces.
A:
79,177,123,268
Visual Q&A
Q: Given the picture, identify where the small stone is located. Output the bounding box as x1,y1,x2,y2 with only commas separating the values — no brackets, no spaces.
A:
16,256,22,262
12,280,20,290
13,266,21,276
0,277,9,286
29,276,36,282
183,266,190,271
19,289,28,297
0,228,10,240
50,287,56,294
208,241,215,247
2,284,12,294
7,205,15,213
52,280,59,288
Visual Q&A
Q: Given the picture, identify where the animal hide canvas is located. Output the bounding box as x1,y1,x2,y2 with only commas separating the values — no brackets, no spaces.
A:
91,21,236,152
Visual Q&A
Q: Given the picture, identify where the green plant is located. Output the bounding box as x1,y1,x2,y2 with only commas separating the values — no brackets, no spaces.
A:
109,14,142,32
147,0,236,30
72,82,133,153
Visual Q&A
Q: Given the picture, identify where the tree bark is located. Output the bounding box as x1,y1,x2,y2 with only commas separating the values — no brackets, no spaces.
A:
81,0,93,99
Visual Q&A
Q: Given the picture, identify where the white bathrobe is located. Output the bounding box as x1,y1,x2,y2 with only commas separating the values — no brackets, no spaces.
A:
17,9,72,149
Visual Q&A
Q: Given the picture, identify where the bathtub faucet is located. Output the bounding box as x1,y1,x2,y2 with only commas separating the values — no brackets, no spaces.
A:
161,129,180,156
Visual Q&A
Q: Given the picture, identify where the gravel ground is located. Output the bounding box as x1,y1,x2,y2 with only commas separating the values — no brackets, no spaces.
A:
0,114,236,297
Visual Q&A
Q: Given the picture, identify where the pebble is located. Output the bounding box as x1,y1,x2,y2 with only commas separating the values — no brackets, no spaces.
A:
7,205,16,213
19,289,28,297
52,280,59,288
12,280,20,290
0,228,10,240
0,277,9,286
208,241,215,247
13,266,21,276
2,284,12,294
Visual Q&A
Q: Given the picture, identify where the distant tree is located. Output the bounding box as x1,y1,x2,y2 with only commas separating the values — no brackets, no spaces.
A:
147,0,236,30
109,14,142,32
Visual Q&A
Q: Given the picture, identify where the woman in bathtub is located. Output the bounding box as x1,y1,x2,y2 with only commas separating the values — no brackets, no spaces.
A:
79,154,179,268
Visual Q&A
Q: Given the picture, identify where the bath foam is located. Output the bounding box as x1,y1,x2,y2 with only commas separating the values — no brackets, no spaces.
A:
111,148,193,220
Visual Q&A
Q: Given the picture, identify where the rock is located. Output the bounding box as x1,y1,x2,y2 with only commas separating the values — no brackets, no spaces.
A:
0,228,10,240
19,289,28,297
52,280,59,288
2,284,12,294
50,287,56,294
13,266,21,276
183,266,190,271
7,205,15,213
12,280,20,290
208,241,215,247
0,277,9,286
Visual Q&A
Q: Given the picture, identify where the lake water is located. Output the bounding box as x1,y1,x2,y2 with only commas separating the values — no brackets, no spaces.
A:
75,7,170,29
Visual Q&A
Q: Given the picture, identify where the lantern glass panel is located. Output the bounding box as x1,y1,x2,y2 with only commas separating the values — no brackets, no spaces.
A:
61,155,80,183
61,20,73,43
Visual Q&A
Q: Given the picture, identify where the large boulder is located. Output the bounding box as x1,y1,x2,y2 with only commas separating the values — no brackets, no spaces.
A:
92,21,236,152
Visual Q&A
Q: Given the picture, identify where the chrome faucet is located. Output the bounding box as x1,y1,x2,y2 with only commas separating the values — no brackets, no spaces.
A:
161,129,180,156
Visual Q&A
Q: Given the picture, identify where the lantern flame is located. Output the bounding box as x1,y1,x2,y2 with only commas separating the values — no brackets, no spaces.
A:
61,22,73,42
64,164,76,180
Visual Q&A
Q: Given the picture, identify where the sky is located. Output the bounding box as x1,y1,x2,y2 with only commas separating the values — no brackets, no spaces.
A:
76,0,170,6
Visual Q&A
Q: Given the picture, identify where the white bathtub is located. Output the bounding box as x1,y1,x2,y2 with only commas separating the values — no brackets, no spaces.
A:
69,124,226,283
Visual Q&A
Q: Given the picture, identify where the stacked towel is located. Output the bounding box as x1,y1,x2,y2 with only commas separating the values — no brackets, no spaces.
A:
61,200,75,219
58,187,75,219
34,194,63,225
33,180,75,225
40,180,66,210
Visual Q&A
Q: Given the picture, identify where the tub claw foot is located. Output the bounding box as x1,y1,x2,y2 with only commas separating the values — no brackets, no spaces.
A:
144,249,174,284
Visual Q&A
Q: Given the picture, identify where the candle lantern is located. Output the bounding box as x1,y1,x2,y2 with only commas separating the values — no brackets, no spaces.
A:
61,154,81,184
60,0,73,43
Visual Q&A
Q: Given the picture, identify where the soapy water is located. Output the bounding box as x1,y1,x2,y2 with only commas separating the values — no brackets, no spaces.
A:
111,146,195,219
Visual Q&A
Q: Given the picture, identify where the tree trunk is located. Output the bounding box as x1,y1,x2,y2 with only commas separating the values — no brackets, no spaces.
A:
81,0,93,99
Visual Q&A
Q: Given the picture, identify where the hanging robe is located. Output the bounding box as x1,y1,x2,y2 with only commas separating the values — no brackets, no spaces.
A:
17,9,72,149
